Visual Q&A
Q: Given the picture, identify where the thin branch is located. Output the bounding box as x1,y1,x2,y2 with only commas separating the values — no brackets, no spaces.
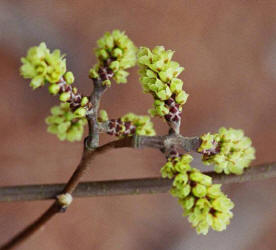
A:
63,134,202,196
0,203,60,250
0,162,275,202
0,131,260,249
0,137,132,250
62,136,133,194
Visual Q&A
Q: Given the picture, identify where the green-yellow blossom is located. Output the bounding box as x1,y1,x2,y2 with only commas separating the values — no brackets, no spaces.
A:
161,154,234,235
121,113,156,136
137,46,188,119
20,42,66,89
198,128,255,175
89,30,137,84
45,103,87,142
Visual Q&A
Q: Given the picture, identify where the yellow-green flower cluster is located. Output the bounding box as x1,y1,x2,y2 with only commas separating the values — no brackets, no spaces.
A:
137,46,188,117
106,113,155,137
121,113,156,136
20,42,66,89
45,103,87,142
198,128,255,175
89,30,137,86
161,154,234,235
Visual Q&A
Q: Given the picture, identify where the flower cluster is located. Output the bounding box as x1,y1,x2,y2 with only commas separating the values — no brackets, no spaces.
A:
106,113,155,137
198,127,256,175
20,43,91,113
121,113,156,136
161,154,234,235
20,42,66,89
137,46,189,125
45,103,87,142
89,30,137,86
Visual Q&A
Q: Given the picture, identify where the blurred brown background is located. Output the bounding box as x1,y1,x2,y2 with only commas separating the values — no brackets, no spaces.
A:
0,1,276,249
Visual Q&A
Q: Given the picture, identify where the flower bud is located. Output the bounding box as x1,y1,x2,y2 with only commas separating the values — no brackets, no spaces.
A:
98,110,109,122
48,84,60,95
81,96,89,107
30,76,44,89
59,92,71,102
74,107,86,117
64,71,75,84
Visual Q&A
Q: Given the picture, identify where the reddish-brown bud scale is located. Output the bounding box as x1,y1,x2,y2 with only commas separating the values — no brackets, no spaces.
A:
106,119,136,137
56,77,91,112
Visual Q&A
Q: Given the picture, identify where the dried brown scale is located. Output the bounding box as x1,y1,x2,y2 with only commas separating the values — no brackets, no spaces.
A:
209,208,217,216
200,141,221,161
190,180,197,188
166,147,181,160
164,96,182,125
96,56,115,82
54,77,92,111
107,119,136,137
98,67,114,81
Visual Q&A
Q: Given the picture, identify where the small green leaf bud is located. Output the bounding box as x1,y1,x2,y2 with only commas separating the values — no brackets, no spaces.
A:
105,35,114,49
81,96,89,107
175,91,189,104
58,121,71,133
98,110,109,122
89,67,99,79
113,70,129,84
180,196,195,212
30,76,44,89
190,171,212,186
212,196,234,212
48,84,60,95
171,184,191,199
207,184,223,199
102,79,111,86
109,61,120,71
192,184,207,198
59,92,71,102
64,71,75,84
74,107,86,117
112,48,123,58
170,78,183,94
96,49,109,60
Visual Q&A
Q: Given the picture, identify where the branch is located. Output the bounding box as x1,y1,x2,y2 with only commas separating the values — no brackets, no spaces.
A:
0,137,132,250
0,162,275,202
0,132,259,249
134,134,201,152
86,78,107,149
